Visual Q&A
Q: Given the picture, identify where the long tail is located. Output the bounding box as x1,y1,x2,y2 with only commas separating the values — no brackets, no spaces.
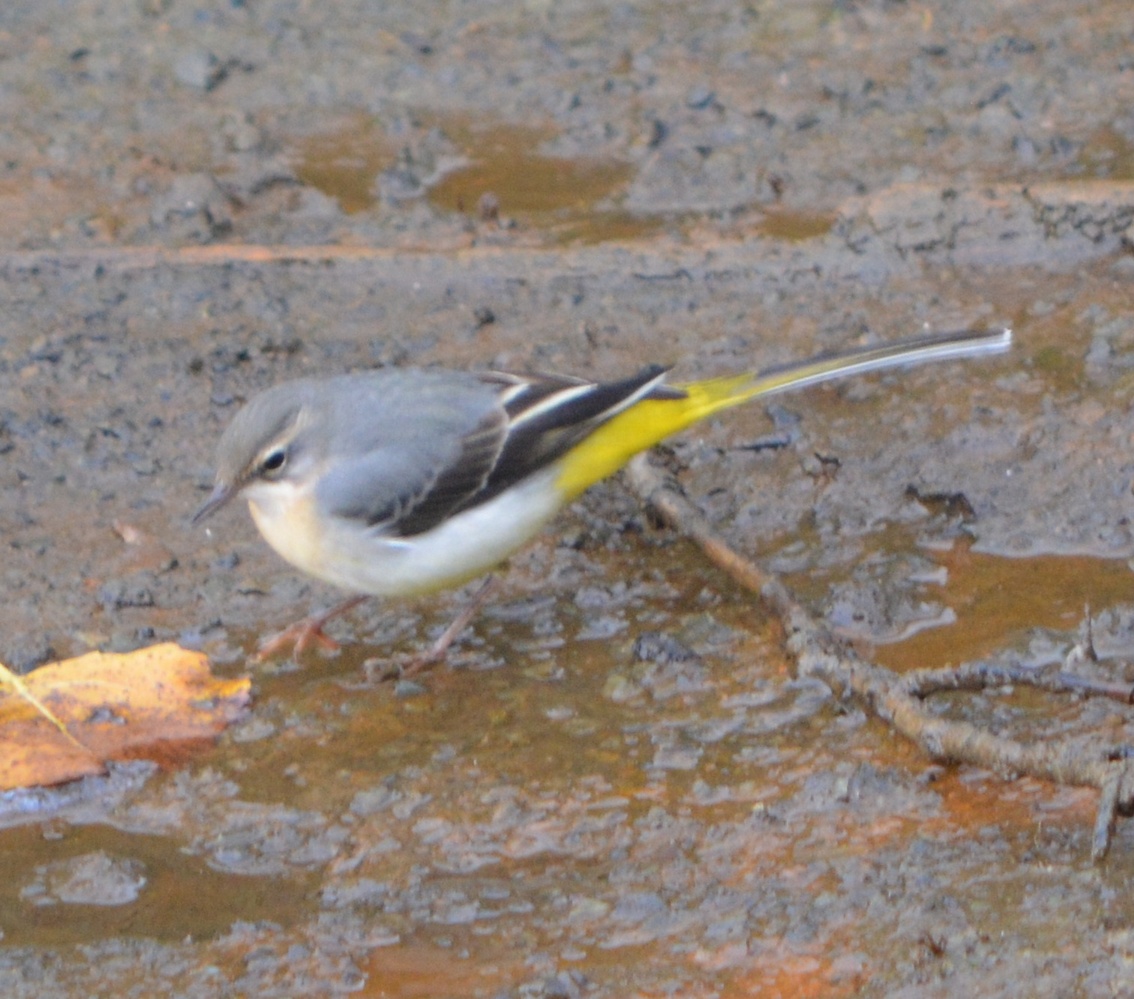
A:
555,327,1011,498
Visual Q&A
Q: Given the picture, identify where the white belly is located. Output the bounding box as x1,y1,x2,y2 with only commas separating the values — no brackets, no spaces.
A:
247,466,566,598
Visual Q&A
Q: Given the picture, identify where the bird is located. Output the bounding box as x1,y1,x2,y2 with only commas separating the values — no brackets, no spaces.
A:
194,326,1011,667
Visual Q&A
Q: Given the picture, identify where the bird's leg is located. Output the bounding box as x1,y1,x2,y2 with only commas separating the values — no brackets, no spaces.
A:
254,595,368,661
382,577,500,679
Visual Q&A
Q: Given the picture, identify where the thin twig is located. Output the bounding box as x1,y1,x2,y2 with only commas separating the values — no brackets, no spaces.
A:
626,454,1134,858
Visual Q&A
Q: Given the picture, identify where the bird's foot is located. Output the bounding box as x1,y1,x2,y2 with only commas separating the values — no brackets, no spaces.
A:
364,643,450,684
253,595,368,661
364,577,500,683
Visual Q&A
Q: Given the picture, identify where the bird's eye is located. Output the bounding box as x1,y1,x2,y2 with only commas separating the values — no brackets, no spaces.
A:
260,448,287,475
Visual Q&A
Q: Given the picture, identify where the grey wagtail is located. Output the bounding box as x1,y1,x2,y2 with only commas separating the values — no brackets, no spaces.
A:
194,326,1010,662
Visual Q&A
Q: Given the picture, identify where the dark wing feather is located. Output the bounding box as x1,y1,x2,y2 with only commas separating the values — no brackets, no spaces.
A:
322,365,683,539
456,365,683,512
393,407,508,535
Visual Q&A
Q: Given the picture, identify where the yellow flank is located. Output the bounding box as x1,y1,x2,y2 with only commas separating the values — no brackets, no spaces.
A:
554,372,756,500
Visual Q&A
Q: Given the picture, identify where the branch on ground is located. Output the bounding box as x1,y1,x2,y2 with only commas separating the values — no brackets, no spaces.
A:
626,454,1134,861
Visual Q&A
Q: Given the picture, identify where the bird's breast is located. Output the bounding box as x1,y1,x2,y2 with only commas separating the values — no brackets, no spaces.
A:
248,466,568,598
246,482,329,583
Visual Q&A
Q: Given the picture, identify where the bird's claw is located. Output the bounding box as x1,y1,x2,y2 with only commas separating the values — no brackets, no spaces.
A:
253,620,342,661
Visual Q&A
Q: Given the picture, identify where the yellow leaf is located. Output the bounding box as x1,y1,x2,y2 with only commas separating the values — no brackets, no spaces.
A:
0,643,251,790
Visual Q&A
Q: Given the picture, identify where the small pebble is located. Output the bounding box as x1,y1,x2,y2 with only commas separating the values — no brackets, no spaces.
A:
394,678,427,698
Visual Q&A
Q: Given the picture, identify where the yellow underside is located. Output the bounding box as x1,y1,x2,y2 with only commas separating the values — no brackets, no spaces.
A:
554,372,756,499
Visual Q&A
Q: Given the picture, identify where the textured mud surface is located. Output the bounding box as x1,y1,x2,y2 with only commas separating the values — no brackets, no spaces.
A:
1,1,1134,996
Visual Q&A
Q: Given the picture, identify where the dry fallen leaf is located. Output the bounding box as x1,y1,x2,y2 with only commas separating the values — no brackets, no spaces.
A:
0,643,251,790
0,659,89,752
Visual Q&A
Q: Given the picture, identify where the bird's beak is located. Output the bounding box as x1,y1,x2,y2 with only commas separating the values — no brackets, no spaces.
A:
192,481,237,525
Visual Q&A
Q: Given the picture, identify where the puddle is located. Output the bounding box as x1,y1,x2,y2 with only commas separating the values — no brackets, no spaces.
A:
292,116,842,245
425,121,645,242
875,543,1134,671
752,209,836,242
775,504,1134,674
220,544,782,811
293,113,395,214
0,823,316,948
294,115,666,243
364,942,526,998
0,534,1118,981
423,122,619,213
288,113,843,243
1076,125,1134,181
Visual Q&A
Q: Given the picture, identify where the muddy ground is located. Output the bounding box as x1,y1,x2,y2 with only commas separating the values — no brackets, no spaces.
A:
1,1,1134,996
